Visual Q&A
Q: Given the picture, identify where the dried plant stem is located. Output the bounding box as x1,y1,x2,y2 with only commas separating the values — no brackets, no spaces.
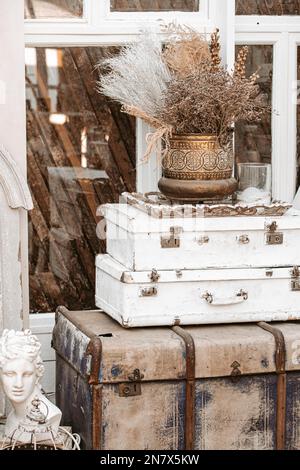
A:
142,126,173,163
209,29,221,72
235,46,248,79
122,105,165,129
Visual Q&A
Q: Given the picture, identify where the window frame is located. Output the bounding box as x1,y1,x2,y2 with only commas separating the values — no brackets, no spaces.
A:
104,0,208,20
235,14,300,203
25,0,212,40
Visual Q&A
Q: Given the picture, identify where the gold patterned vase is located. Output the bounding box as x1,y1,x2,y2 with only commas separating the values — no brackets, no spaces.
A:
158,134,237,203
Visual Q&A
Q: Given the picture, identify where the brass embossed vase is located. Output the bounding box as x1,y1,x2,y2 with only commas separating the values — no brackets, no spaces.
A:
158,134,237,203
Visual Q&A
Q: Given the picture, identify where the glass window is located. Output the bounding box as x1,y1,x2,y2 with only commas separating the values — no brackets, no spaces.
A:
26,47,136,313
236,0,300,15
235,45,273,165
25,0,84,19
110,0,199,12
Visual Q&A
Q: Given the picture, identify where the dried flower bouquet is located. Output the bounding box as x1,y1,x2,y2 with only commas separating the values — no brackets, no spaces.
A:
97,25,268,159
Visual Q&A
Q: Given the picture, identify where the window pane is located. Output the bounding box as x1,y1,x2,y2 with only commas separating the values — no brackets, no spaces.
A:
235,45,273,165
25,0,83,19
26,47,136,313
110,0,199,12
236,0,300,15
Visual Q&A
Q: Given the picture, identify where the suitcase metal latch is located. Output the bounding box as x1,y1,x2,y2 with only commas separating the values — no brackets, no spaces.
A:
119,369,144,397
197,236,210,246
291,266,300,292
139,287,158,297
161,227,183,249
265,221,283,246
230,361,242,383
237,235,250,245
149,269,160,283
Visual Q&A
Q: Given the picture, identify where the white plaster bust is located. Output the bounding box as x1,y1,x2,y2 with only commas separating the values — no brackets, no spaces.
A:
0,329,62,443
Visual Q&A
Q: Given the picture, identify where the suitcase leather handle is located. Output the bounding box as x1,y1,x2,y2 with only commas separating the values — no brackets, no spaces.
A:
202,289,248,306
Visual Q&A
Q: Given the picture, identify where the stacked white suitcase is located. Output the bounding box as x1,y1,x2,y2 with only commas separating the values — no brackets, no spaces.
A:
96,193,300,328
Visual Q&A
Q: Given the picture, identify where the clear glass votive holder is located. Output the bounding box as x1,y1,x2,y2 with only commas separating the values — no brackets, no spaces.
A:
236,163,272,205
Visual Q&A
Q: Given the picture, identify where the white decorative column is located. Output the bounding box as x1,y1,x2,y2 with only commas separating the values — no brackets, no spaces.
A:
0,1,33,417
0,147,33,417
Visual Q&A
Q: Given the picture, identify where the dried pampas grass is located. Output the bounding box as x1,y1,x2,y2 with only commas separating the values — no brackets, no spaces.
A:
162,24,210,78
97,33,171,128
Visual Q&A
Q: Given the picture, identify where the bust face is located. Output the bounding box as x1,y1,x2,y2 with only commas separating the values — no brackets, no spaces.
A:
1,357,37,404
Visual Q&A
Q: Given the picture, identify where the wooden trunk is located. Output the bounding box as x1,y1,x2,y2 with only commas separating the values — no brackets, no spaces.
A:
53,307,300,450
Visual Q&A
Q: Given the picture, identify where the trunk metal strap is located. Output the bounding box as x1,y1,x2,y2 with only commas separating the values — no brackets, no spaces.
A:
172,326,196,451
85,337,103,450
258,322,287,451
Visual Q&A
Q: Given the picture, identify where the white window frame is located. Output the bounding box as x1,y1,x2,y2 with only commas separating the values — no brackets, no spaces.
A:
235,14,300,203
25,0,214,43
25,0,234,193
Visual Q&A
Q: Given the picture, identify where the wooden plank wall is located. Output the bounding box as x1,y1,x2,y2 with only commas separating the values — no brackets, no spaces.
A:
235,0,300,15
25,0,83,18
110,0,199,11
26,46,136,313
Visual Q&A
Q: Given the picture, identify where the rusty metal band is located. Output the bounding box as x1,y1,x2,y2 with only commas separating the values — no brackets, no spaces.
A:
86,338,102,385
57,307,103,450
258,322,286,451
172,326,196,451
85,336,103,450
91,384,103,450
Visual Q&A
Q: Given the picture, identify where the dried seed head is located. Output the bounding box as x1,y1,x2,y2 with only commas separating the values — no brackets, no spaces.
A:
235,46,249,79
210,29,221,72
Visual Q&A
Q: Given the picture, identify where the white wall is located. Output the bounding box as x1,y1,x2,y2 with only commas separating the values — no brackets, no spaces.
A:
30,313,56,401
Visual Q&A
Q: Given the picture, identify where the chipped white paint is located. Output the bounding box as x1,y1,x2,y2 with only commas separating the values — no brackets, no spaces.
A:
0,146,33,211
0,0,30,417
104,204,300,271
96,254,300,328
0,188,32,418
0,148,33,416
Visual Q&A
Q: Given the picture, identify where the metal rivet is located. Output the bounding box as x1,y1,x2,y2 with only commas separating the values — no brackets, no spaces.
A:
237,235,250,245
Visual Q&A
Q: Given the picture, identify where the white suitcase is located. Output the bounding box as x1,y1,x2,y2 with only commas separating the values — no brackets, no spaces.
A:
95,254,300,328
102,203,300,271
